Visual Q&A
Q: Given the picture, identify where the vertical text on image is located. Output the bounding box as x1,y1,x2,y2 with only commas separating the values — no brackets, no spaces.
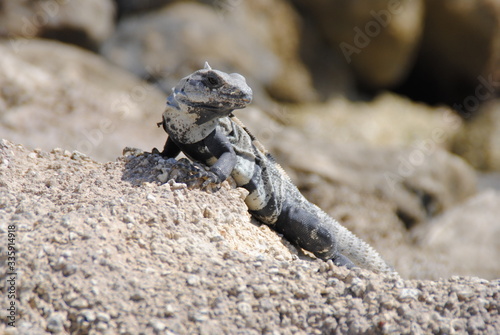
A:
6,223,17,327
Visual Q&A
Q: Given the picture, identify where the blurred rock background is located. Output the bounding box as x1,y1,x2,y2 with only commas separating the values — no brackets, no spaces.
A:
1,0,499,279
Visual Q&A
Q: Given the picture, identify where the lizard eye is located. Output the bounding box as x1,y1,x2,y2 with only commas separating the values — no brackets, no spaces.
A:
205,72,223,89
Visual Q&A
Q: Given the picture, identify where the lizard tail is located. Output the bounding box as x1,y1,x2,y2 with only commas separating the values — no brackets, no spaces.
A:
331,218,395,274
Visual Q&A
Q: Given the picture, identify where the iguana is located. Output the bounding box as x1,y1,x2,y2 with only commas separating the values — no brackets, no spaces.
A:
154,63,394,273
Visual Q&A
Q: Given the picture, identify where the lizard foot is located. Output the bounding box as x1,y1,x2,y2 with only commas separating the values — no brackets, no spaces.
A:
169,158,221,192
331,254,355,269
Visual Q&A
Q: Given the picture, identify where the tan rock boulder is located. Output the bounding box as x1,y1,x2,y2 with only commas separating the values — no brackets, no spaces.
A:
292,0,425,88
412,190,500,279
416,0,500,106
0,39,165,161
452,100,500,171
286,93,463,149
0,0,115,49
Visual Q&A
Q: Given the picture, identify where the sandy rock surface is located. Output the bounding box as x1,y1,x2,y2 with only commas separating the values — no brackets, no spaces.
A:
1,140,499,334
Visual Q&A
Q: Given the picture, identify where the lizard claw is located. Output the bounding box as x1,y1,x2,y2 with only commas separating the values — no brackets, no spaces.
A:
199,171,220,191
169,159,221,191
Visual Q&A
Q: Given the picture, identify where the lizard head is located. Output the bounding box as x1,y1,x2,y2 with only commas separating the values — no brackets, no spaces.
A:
173,62,253,116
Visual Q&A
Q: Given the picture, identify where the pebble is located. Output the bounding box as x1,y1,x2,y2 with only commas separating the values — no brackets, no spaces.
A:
252,285,268,298
70,298,89,309
63,264,78,276
96,312,111,323
349,278,366,297
122,215,135,224
268,267,279,274
157,172,169,183
203,206,215,218
46,313,65,333
1,158,9,168
53,257,67,270
209,235,224,242
164,304,176,317
169,181,187,190
452,285,476,301
237,302,253,317
130,291,145,301
467,315,486,332
71,151,88,161
398,288,420,301
79,309,96,323
96,321,109,331
191,309,210,322
187,275,201,286
149,319,166,332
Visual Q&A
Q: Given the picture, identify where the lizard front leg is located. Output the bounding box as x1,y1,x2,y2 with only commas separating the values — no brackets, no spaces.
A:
152,136,182,158
158,130,238,191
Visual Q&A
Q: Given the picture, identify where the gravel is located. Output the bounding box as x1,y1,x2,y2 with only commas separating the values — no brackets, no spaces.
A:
0,139,499,334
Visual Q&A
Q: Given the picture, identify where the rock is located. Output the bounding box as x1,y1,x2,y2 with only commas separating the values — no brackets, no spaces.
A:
0,39,165,161
0,0,115,50
452,100,500,171
1,140,500,334
412,190,500,280
405,0,500,106
294,141,476,229
100,1,316,104
225,0,318,102
46,312,67,333
417,0,500,105
292,0,425,89
287,93,463,149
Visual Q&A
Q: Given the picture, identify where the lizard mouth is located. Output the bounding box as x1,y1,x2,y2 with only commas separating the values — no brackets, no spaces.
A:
189,95,251,111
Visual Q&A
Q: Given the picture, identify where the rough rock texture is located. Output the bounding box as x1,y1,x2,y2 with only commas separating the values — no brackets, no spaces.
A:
292,0,425,89
1,140,499,334
0,0,115,50
100,1,316,104
0,39,165,162
452,100,500,171
412,190,500,280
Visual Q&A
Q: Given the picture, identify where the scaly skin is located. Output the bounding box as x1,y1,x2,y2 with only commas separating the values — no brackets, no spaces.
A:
154,63,395,273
